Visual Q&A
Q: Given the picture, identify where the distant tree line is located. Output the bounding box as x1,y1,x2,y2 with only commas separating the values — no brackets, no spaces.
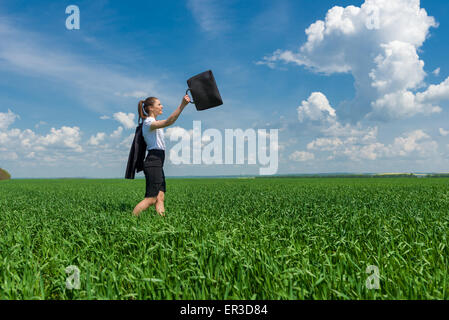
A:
256,173,449,179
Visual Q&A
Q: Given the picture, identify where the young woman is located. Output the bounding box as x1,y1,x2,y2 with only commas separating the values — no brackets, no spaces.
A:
132,94,190,217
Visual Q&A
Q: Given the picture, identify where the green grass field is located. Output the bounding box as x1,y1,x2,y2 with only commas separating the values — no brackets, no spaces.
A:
1,177,448,299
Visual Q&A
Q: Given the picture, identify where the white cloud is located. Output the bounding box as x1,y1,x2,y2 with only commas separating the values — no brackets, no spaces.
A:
433,67,440,76
289,151,315,162
389,130,438,157
110,126,123,139
37,127,83,152
0,109,18,131
416,76,449,102
307,137,343,151
88,132,106,146
357,143,387,161
297,92,439,161
310,128,438,161
100,115,110,120
256,49,307,70
1,124,83,153
25,152,35,159
439,128,449,137
0,109,141,176
369,41,426,93
113,112,135,129
322,122,378,141
0,125,83,156
119,133,134,148
370,73,449,120
371,90,442,119
297,92,336,123
261,0,437,71
257,0,447,120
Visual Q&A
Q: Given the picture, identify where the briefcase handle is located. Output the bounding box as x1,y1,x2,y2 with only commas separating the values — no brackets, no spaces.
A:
185,89,195,104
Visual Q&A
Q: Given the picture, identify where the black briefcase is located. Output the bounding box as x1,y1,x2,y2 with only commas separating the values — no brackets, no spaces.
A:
186,70,223,111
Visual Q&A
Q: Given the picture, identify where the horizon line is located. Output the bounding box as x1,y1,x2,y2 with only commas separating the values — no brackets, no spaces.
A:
5,172,449,180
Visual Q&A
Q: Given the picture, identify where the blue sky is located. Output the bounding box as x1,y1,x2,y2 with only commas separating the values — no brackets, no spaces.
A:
1,0,448,178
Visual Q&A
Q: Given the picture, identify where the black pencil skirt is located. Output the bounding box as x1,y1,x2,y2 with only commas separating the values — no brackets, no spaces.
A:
143,149,166,198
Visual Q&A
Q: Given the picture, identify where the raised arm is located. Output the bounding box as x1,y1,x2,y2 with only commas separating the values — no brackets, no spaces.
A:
150,95,190,130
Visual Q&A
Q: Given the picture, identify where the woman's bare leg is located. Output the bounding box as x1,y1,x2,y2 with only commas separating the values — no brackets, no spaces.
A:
133,197,157,217
155,191,165,217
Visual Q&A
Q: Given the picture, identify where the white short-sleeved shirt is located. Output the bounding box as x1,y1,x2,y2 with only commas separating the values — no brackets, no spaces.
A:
142,117,165,151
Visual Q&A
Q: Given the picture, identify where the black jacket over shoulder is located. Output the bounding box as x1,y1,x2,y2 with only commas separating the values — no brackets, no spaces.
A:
125,120,147,179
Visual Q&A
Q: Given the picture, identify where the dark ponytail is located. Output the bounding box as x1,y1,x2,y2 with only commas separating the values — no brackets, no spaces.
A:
138,97,158,121
138,100,147,120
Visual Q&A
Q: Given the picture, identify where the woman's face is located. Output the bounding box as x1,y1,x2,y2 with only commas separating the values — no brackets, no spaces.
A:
150,99,163,116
